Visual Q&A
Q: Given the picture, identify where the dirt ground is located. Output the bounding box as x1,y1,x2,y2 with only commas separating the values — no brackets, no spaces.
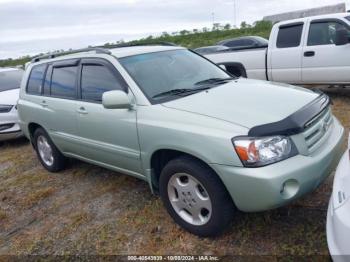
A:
0,87,349,257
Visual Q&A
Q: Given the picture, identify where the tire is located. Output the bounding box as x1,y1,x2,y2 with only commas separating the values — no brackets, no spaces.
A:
159,156,235,237
33,127,67,172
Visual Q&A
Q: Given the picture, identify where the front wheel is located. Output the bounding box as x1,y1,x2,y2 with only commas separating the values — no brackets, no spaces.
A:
159,156,235,237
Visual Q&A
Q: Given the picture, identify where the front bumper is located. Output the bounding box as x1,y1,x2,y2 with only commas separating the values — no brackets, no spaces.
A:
327,150,350,259
211,117,344,212
0,106,23,142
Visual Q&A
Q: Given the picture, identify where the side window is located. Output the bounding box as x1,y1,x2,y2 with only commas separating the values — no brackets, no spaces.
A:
27,64,47,95
226,39,253,47
51,66,78,99
225,40,239,47
308,21,350,46
276,24,303,48
81,64,124,102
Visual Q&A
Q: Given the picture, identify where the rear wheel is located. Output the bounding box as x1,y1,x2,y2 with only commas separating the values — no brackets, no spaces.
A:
159,156,235,237
34,128,67,172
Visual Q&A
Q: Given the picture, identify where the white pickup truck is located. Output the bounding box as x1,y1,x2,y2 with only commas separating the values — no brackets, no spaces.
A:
205,13,350,85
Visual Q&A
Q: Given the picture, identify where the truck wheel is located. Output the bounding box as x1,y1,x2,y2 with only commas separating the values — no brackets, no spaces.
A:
159,156,235,237
33,128,67,172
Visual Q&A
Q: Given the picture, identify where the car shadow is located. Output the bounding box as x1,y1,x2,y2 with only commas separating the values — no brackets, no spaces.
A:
0,136,29,149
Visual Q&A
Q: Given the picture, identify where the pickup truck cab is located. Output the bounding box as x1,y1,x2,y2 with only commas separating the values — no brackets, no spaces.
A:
18,45,344,236
206,13,350,85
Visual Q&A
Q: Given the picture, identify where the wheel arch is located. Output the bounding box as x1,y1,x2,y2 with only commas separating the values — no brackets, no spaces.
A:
218,62,247,78
148,148,230,197
27,122,44,147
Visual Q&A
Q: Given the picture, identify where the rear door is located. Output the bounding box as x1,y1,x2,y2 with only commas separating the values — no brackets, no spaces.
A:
302,19,350,84
75,58,142,175
269,22,305,83
41,59,80,153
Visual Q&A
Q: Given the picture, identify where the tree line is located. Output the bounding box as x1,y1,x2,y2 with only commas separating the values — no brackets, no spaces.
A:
0,20,272,67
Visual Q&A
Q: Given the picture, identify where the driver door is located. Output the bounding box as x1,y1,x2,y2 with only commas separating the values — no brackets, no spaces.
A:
302,20,350,83
75,58,142,175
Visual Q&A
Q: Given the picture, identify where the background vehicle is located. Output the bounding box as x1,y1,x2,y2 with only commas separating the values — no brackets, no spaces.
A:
193,45,229,55
0,68,24,141
206,13,350,85
217,36,268,50
327,132,350,260
18,45,344,237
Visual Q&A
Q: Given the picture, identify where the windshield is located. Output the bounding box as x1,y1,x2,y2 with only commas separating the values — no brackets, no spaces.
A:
346,16,350,22
0,70,23,92
119,49,231,103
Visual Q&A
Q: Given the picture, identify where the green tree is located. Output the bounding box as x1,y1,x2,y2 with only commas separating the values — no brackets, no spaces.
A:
224,23,231,30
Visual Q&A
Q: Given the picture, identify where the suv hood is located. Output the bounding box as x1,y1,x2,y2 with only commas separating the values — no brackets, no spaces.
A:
0,88,19,105
162,78,319,129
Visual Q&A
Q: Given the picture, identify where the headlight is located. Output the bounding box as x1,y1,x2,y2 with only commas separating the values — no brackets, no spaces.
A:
232,136,298,167
0,105,13,113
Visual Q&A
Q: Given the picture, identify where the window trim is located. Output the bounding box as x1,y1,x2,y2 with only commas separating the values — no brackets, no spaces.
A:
43,64,53,96
310,18,350,30
307,18,350,46
26,64,48,95
78,58,129,104
276,22,304,49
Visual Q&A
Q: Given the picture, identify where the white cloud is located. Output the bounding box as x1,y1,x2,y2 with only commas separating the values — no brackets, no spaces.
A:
0,0,348,58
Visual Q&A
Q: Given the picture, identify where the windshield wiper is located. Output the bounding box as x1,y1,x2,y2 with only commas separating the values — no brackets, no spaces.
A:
194,77,235,86
152,87,211,99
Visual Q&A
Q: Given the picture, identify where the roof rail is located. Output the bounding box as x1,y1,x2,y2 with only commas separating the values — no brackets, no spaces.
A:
103,41,178,49
31,47,112,63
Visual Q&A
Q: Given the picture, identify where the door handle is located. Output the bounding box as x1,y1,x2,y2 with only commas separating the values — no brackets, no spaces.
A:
304,51,315,57
77,107,88,115
40,100,48,107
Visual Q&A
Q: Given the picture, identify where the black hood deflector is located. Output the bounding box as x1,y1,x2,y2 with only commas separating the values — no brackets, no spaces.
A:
248,92,330,137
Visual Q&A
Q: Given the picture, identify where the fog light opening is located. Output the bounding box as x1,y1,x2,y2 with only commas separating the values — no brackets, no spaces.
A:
280,179,299,200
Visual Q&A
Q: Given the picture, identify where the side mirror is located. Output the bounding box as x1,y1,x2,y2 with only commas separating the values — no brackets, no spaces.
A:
102,90,131,109
335,28,349,46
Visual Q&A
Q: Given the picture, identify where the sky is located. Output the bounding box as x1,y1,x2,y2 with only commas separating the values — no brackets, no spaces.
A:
0,0,349,59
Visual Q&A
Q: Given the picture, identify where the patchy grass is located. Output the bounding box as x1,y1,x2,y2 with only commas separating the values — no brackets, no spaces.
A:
0,88,349,256
21,187,56,208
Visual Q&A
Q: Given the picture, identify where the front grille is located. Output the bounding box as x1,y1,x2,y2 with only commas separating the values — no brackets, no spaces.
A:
302,106,333,152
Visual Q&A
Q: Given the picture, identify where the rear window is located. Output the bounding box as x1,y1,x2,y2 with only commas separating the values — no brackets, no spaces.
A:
51,66,78,99
277,24,303,48
0,70,23,92
27,64,47,95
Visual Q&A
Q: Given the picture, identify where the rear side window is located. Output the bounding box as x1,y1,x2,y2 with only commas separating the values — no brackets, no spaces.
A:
0,70,23,92
51,66,78,99
277,24,303,48
27,64,47,95
81,64,124,102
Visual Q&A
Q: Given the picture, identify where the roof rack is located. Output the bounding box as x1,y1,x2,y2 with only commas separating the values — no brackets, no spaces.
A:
102,41,178,49
31,47,112,63
30,42,178,63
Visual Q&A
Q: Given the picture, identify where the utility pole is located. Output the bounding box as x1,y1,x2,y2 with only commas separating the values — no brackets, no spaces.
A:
233,0,237,28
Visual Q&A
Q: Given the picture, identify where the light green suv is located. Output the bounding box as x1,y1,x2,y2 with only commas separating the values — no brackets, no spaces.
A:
18,45,344,236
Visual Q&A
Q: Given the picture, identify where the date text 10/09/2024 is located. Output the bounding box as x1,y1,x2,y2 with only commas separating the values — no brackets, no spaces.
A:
127,256,219,261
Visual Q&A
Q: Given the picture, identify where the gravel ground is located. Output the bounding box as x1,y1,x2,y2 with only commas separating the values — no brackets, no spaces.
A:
0,87,349,257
